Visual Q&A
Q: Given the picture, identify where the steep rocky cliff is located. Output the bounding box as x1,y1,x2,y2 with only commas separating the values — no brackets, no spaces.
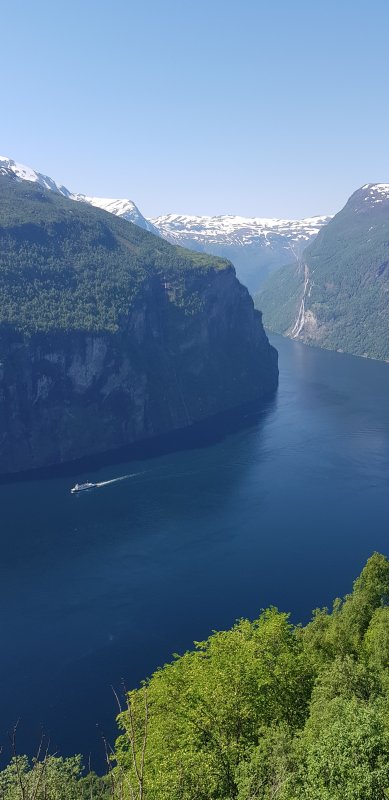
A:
256,183,389,361
0,176,277,474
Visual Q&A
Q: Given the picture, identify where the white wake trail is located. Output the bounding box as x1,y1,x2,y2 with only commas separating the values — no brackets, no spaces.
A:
95,472,145,488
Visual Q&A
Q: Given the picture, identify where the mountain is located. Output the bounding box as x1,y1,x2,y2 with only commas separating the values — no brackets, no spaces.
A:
0,174,278,474
1,157,331,294
151,213,331,293
0,156,158,235
256,183,389,361
78,195,158,234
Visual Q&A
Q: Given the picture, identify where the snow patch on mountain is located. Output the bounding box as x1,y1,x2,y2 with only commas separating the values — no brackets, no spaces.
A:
151,212,331,247
0,155,331,292
150,212,331,292
0,155,72,196
79,195,158,233
361,183,389,204
0,156,156,233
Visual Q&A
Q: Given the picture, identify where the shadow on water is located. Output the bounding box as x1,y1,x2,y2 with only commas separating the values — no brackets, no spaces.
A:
3,336,389,771
0,393,277,770
5,334,389,771
0,394,278,485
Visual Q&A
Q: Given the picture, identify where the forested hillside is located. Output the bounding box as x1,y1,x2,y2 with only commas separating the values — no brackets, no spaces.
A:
256,184,389,361
0,175,226,335
1,553,388,799
0,175,278,474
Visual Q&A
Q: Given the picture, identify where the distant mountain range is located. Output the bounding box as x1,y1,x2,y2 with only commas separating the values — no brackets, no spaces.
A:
256,183,389,361
3,155,389,361
0,157,330,292
150,213,331,292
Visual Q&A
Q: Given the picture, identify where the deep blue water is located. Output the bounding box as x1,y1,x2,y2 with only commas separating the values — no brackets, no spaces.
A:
1,333,389,766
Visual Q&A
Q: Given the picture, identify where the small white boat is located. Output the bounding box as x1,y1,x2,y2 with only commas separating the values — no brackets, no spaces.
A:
71,481,97,494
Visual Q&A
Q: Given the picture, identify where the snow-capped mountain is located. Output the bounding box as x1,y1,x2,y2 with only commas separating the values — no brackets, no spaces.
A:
0,155,73,197
257,182,389,361
0,156,331,292
76,194,158,234
151,213,331,292
357,183,389,207
0,156,157,234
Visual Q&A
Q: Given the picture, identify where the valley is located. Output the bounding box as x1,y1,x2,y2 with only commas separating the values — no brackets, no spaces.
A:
2,4,389,797
0,172,277,474
150,212,330,292
0,156,330,293
1,334,389,770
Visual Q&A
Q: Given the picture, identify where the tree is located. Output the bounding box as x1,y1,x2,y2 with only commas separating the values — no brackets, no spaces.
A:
300,697,389,800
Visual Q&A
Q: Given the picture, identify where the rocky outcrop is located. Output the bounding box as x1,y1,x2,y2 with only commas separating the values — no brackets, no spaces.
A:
0,267,278,474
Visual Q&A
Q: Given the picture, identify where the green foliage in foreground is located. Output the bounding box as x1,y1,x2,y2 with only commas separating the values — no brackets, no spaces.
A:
0,176,228,334
0,754,107,800
114,553,389,800
0,553,388,800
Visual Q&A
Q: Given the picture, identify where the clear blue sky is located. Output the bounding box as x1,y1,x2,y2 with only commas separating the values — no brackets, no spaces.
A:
1,0,388,218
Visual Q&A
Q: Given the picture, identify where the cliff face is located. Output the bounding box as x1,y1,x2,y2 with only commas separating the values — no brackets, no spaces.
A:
256,183,389,361
0,267,277,474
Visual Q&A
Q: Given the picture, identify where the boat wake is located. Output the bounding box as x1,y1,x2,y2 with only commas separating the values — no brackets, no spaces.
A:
95,472,144,488
71,472,145,494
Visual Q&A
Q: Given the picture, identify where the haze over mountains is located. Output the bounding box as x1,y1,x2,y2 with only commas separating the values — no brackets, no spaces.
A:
151,213,331,292
0,156,330,292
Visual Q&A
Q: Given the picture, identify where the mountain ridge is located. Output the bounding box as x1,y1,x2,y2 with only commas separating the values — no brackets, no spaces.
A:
0,156,158,235
0,173,278,473
0,156,331,291
256,182,389,361
151,211,331,242
151,212,332,291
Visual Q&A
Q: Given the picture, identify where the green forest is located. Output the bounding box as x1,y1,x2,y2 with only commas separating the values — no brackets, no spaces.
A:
0,176,228,335
256,189,389,361
1,552,388,799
